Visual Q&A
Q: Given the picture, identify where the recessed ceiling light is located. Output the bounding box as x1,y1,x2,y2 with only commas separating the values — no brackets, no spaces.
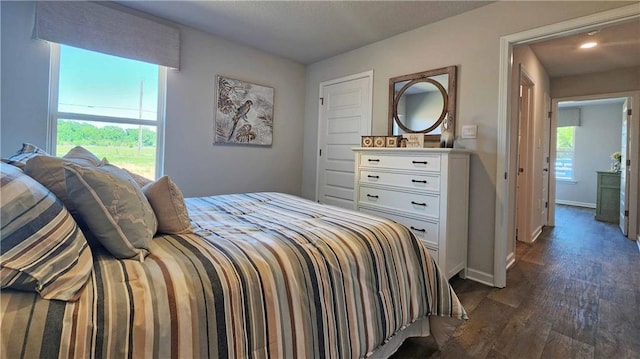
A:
580,42,598,49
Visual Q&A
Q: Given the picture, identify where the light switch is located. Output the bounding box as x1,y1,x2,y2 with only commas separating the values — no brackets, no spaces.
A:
461,125,477,139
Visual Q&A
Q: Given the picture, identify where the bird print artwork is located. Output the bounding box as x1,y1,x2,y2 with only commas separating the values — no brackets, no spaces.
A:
228,100,253,140
214,76,274,145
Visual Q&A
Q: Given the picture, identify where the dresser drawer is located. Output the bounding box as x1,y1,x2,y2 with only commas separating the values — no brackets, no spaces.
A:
360,170,440,192
359,153,440,172
359,187,439,218
358,207,439,248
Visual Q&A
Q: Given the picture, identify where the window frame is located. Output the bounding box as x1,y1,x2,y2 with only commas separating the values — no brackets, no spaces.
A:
47,43,166,178
555,126,576,181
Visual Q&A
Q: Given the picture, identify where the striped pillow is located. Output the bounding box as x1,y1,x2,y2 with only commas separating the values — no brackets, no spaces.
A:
1,143,48,169
0,163,93,301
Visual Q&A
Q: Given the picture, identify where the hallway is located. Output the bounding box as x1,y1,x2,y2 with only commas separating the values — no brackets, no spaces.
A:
393,204,640,358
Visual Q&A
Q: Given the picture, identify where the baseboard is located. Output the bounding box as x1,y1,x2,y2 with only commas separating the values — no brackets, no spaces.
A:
531,226,542,243
555,200,596,209
465,268,495,287
506,252,516,269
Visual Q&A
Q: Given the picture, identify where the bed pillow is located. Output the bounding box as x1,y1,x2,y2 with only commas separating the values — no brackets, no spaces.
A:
1,143,48,169
24,155,105,218
0,163,92,301
142,175,192,234
62,146,102,166
64,162,158,260
122,168,153,187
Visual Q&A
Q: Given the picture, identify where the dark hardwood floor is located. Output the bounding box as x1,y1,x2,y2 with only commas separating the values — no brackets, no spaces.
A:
391,205,640,358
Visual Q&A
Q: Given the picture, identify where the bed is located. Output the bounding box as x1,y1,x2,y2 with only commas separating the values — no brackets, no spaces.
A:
0,150,466,359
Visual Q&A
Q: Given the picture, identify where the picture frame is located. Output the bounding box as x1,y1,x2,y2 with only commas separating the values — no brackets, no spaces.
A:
385,136,402,147
215,75,274,145
403,133,424,148
373,136,386,147
361,136,374,147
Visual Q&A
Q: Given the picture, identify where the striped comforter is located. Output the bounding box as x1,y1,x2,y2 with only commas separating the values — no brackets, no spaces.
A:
1,192,466,358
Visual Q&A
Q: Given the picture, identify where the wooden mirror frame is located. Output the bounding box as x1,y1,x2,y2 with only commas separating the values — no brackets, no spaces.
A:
388,65,457,142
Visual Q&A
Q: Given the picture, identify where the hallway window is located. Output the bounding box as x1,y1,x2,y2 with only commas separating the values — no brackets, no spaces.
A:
556,126,575,180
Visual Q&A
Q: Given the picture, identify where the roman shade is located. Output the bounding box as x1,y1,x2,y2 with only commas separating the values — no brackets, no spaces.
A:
557,107,581,127
34,1,180,69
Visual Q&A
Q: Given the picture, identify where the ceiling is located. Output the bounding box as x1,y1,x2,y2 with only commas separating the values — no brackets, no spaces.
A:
118,1,638,75
118,1,491,64
529,18,640,78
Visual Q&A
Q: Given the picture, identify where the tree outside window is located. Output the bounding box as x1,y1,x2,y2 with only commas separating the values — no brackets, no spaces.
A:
556,126,575,180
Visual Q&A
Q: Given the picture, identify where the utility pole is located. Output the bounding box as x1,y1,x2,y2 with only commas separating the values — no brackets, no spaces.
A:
138,80,143,154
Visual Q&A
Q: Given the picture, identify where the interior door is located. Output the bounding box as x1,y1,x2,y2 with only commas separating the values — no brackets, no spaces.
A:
619,98,631,235
316,72,372,209
541,92,551,226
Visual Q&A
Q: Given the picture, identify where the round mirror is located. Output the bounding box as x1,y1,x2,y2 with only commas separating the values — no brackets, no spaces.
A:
388,66,457,145
393,78,448,133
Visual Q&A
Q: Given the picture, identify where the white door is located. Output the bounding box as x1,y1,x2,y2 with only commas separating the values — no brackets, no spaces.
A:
541,92,551,226
619,98,631,234
316,71,372,209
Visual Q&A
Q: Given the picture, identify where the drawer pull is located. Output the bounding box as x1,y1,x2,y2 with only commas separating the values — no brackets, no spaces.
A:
366,194,379,199
412,160,428,165
411,179,427,184
367,175,380,179
411,201,427,207
368,159,380,163
410,226,426,233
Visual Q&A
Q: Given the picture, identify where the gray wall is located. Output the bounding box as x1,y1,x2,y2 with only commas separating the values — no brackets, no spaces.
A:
302,1,629,279
556,102,624,207
551,66,640,99
1,1,306,198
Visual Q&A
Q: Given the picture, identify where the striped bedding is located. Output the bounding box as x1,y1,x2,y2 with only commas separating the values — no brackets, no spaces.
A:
1,192,466,358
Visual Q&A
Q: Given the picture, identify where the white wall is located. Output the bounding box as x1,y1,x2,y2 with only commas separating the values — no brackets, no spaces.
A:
1,1,306,198
302,1,629,279
510,45,551,244
556,102,624,207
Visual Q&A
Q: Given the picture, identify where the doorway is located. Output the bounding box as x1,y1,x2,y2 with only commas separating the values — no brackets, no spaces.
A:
315,70,373,209
511,68,534,267
551,95,632,232
494,4,640,288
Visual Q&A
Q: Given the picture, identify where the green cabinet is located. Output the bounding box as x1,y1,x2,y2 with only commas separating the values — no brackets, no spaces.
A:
595,171,620,223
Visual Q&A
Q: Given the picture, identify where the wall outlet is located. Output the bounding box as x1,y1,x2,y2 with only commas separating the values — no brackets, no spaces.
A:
461,125,478,139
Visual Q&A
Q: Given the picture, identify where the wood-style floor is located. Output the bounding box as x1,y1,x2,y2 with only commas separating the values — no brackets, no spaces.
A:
391,205,640,358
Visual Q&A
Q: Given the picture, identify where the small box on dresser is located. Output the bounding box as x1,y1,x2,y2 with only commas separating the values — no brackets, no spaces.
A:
352,147,470,280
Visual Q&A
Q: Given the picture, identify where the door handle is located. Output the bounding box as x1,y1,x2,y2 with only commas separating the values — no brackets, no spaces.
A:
518,168,524,173
543,168,549,172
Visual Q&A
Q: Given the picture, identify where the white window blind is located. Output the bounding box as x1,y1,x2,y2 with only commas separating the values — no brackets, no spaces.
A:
35,1,180,69
557,107,581,127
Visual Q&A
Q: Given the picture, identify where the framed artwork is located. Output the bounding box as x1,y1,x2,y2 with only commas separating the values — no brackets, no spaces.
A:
373,136,386,147
215,75,274,145
385,136,401,147
403,133,424,148
361,136,374,147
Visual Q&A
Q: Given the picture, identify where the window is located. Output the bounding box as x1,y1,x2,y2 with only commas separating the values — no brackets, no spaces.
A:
555,126,575,180
50,44,166,179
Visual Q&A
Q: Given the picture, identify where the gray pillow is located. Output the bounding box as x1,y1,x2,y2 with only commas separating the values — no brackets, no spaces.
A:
64,162,158,260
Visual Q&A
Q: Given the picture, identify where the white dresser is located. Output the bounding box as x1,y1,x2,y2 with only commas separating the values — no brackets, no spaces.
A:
352,148,470,279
